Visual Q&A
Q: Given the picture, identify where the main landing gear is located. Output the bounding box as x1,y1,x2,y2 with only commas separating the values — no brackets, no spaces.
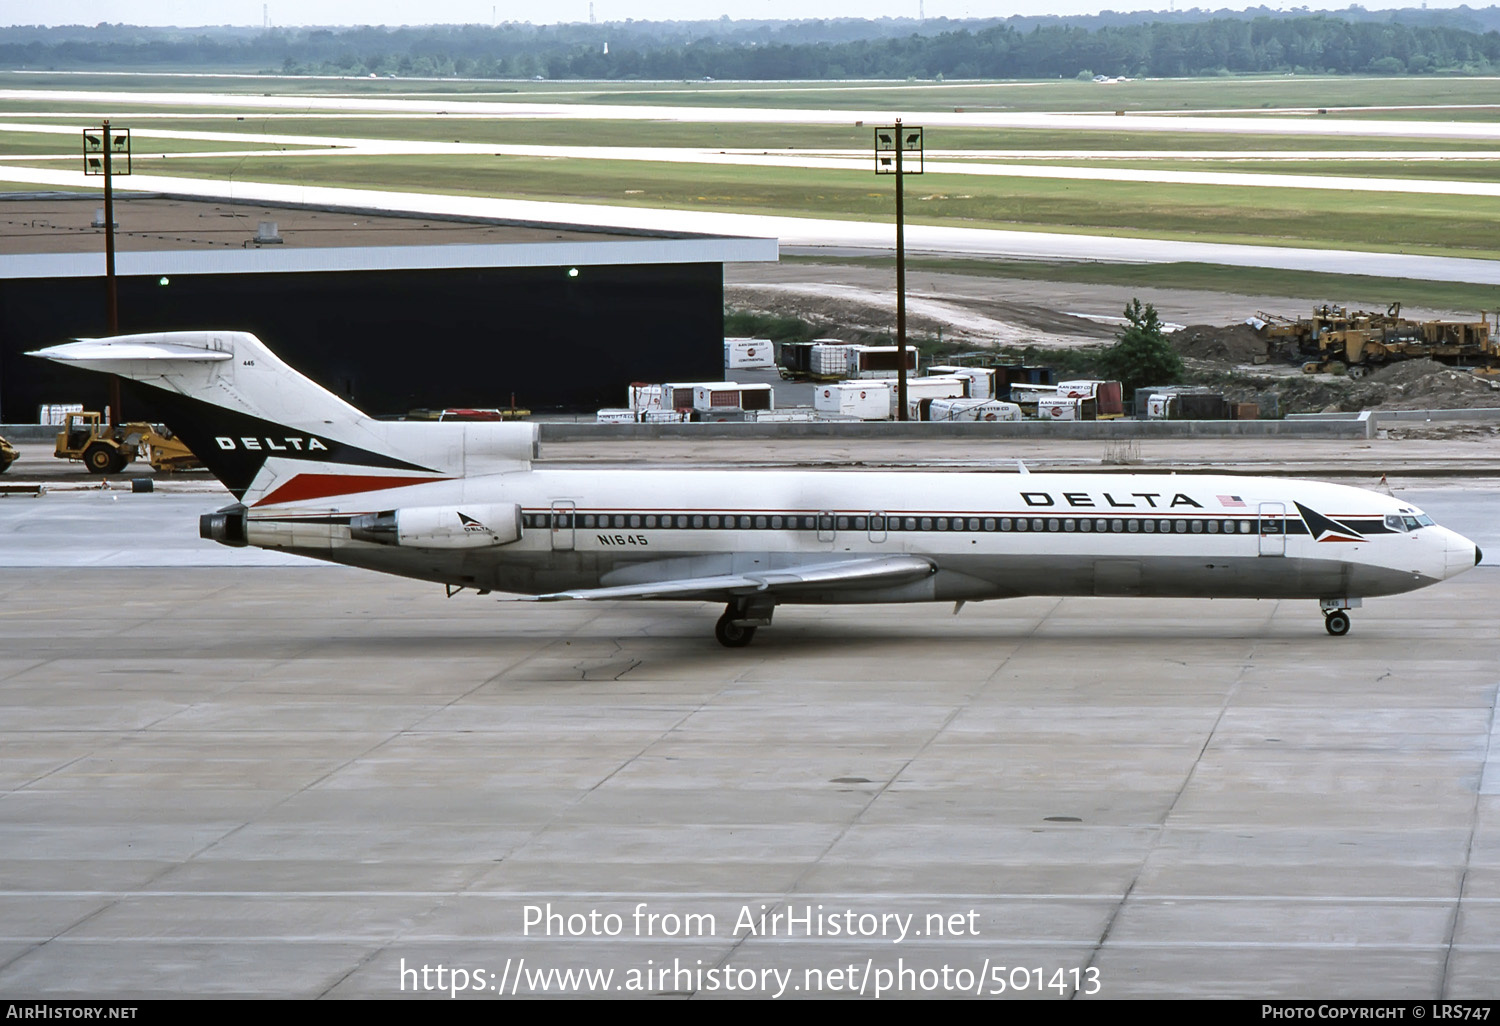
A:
715,599,775,648
1320,598,1360,637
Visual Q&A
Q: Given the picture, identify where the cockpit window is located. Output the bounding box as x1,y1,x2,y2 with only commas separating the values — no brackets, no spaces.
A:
1385,514,1407,532
1416,514,1434,527
1402,516,1421,531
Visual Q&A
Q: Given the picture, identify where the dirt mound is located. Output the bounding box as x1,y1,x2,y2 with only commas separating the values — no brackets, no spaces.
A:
1364,359,1500,410
1242,359,1500,414
1170,323,1268,364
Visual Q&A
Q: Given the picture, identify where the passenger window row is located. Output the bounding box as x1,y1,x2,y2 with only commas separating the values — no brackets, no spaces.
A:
523,513,1262,535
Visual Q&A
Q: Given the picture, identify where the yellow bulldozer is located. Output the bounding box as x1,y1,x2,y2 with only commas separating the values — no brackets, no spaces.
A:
0,435,17,474
52,411,201,474
1264,303,1500,378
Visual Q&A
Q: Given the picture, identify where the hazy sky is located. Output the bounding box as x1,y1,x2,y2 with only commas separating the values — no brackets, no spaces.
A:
0,1,1478,28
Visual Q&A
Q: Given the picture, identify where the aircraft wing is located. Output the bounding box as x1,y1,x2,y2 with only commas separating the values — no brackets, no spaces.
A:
517,555,936,602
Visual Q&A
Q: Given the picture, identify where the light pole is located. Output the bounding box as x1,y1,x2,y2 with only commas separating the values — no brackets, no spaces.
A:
83,121,131,426
875,120,923,421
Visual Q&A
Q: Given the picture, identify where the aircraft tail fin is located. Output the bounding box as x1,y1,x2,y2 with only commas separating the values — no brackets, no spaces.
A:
30,331,535,505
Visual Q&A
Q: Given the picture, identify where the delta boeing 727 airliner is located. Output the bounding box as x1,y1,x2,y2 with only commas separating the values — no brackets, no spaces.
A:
33,331,1481,646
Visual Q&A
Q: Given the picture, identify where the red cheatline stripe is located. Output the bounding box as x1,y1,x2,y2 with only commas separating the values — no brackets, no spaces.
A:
254,473,452,506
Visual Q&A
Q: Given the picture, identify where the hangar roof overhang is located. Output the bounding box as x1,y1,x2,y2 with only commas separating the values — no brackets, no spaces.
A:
0,192,778,280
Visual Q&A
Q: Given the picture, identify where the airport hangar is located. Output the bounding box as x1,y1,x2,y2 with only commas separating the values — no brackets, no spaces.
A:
0,192,777,422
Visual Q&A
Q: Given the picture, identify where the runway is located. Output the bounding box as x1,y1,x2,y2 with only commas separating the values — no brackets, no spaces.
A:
0,471,1496,998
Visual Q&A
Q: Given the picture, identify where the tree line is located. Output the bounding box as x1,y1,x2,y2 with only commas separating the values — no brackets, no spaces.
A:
5,12,1500,79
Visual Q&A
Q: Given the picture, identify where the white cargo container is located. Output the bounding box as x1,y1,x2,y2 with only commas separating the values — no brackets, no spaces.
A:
752,408,819,423
1145,395,1175,420
846,345,918,379
723,337,776,370
957,368,995,399
1009,383,1059,403
661,381,724,410
927,397,1022,422
810,343,856,378
814,382,891,421
595,408,639,424
628,383,665,411
1036,396,1083,421
893,376,966,416
691,383,775,411
1056,379,1100,399
39,403,83,426
925,365,994,399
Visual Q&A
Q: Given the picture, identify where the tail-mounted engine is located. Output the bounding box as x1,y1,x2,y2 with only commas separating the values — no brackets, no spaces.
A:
349,503,523,549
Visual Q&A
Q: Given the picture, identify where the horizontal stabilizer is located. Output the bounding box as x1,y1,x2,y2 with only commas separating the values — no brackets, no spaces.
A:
29,338,234,367
513,555,936,602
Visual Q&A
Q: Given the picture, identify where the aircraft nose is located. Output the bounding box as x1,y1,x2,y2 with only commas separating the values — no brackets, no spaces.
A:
1444,530,1482,578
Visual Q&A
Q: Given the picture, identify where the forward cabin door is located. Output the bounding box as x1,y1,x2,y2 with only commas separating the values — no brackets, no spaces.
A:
1258,502,1286,557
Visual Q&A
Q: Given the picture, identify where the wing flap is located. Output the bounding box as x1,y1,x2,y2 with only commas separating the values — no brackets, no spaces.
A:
515,555,936,602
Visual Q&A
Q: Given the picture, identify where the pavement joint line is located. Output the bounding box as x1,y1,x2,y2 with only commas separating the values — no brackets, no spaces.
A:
1079,632,1259,993
1446,682,1500,996
1478,683,1500,796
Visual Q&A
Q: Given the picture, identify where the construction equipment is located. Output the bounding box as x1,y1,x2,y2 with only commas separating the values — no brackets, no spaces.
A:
51,411,201,474
0,435,16,474
1262,303,1500,377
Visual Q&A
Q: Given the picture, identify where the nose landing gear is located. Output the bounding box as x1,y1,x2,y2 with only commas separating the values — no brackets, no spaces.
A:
1319,597,1360,637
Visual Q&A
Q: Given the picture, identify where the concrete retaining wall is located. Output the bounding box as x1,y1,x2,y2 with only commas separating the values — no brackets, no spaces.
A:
2,417,1378,443
535,417,1376,441
1372,407,1500,423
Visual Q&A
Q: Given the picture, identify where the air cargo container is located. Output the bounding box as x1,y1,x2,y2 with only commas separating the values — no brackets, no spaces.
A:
752,409,819,423
810,342,856,379
925,397,1023,422
894,376,967,416
814,382,892,420
596,408,639,424
641,409,690,424
691,383,775,411
1135,385,1212,419
628,383,666,411
1175,393,1231,420
690,407,755,422
780,341,816,375
926,366,995,400
662,382,726,410
1007,383,1060,416
994,365,1056,398
724,337,776,370
1036,396,1090,421
1056,379,1124,418
847,345,918,379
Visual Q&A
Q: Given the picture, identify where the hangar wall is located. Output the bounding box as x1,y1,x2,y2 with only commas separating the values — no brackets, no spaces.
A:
0,261,724,420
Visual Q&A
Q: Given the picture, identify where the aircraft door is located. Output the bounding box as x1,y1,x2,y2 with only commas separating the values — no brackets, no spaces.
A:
1258,502,1286,557
817,511,836,545
550,500,575,552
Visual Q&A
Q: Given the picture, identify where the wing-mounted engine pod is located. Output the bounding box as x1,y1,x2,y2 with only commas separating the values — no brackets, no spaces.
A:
349,503,523,549
200,504,248,547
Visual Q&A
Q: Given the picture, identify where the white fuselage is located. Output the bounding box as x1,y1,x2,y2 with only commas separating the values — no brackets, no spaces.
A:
244,468,1476,604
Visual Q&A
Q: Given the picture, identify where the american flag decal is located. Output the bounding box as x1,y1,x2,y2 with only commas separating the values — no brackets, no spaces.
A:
1217,495,1247,508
